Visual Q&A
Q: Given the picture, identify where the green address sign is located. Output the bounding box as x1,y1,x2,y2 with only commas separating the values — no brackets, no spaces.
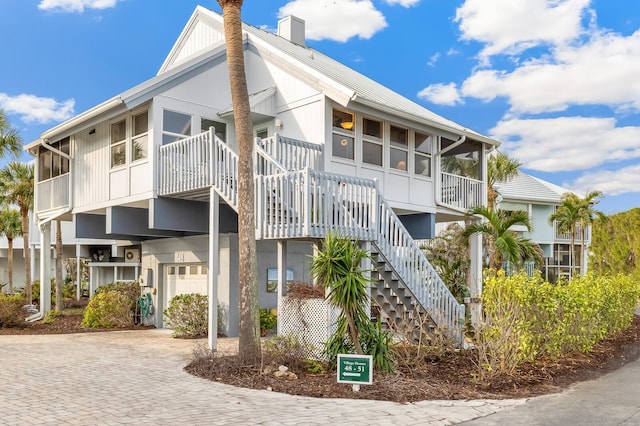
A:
337,354,373,385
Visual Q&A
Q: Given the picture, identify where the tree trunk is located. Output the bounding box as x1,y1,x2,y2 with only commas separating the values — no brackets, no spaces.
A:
218,0,261,361
7,238,13,294
346,312,363,355
20,206,31,304
55,220,63,310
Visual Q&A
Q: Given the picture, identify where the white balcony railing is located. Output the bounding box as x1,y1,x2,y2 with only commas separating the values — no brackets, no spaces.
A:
439,172,483,212
36,174,70,213
257,134,323,171
554,222,591,243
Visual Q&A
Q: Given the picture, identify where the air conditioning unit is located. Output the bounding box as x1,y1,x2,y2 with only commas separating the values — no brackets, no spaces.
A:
124,248,140,263
90,247,110,263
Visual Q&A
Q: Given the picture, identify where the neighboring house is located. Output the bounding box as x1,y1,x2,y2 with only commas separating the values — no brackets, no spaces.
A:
495,171,590,281
26,6,499,344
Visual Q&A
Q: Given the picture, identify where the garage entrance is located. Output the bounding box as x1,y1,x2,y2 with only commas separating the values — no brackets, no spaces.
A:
164,263,208,311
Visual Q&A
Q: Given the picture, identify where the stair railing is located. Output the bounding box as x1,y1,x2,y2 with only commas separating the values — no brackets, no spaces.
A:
373,194,465,340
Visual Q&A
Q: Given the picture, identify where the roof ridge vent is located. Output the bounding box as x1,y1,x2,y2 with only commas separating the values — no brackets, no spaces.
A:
277,15,305,46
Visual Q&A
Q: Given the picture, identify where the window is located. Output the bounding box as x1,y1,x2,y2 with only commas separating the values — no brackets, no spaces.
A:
414,132,431,177
256,128,268,140
132,111,148,162
390,125,408,171
110,110,149,169
163,110,191,145
362,118,383,166
332,109,354,160
201,118,227,142
38,136,70,182
111,120,126,167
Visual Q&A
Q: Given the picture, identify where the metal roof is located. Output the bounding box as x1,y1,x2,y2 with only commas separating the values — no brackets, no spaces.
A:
494,171,579,204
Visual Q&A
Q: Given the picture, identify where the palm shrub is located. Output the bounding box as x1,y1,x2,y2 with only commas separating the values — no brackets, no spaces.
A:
164,293,208,338
311,233,395,372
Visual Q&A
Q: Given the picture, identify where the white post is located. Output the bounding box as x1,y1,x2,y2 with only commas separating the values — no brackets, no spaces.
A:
208,188,220,351
39,222,52,315
469,232,483,326
76,244,81,300
277,240,287,335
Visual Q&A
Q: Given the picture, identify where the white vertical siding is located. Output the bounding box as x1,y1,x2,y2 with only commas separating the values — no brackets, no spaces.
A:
74,124,111,209
170,21,224,71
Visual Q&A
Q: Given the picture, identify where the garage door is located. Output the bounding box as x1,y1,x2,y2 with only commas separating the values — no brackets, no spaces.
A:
165,263,208,307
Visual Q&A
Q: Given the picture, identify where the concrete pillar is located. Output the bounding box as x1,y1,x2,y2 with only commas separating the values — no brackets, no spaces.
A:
276,240,288,335
208,189,220,351
39,222,52,315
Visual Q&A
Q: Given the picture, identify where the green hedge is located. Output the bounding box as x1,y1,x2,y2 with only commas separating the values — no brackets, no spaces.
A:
482,270,640,362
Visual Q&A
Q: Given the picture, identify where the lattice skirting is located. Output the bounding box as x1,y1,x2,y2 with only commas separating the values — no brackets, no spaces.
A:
279,297,339,359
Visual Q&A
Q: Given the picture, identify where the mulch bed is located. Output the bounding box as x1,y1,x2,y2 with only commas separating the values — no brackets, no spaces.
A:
186,315,640,402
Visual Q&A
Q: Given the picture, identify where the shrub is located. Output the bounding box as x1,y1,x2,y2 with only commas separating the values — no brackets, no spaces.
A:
95,282,140,314
43,310,62,324
82,290,134,328
259,308,277,336
164,293,208,338
477,270,640,377
263,334,316,371
0,294,26,327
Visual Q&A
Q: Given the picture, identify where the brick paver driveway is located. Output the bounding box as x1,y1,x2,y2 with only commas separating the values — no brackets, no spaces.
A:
0,330,520,425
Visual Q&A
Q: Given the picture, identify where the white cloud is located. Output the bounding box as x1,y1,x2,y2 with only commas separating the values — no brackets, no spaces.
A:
461,30,640,114
455,0,590,59
427,52,440,67
382,0,420,6
490,116,640,172
568,164,640,196
417,83,463,106
0,93,75,124
38,0,118,13
278,0,387,42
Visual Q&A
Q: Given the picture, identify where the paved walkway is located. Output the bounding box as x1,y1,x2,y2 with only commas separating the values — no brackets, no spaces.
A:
0,330,522,425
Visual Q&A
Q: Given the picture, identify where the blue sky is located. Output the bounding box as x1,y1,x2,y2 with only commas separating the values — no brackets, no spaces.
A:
1,0,639,214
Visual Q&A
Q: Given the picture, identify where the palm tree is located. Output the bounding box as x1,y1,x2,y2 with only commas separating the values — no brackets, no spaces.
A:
0,208,22,294
576,190,606,274
487,152,521,211
549,193,582,278
217,0,260,360
465,206,543,271
0,162,35,302
0,109,23,159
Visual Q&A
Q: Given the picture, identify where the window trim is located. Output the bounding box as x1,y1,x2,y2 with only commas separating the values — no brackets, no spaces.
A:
110,108,150,169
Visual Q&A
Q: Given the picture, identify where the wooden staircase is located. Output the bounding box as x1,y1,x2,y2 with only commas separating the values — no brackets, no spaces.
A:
158,129,466,343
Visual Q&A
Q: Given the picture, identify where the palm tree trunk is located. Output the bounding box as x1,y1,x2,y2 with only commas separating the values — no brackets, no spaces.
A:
218,0,261,361
55,220,63,310
7,238,13,294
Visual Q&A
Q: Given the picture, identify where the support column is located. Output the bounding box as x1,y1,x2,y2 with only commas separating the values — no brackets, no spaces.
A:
469,231,483,326
75,245,81,300
208,189,220,351
39,222,52,315
276,240,287,335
